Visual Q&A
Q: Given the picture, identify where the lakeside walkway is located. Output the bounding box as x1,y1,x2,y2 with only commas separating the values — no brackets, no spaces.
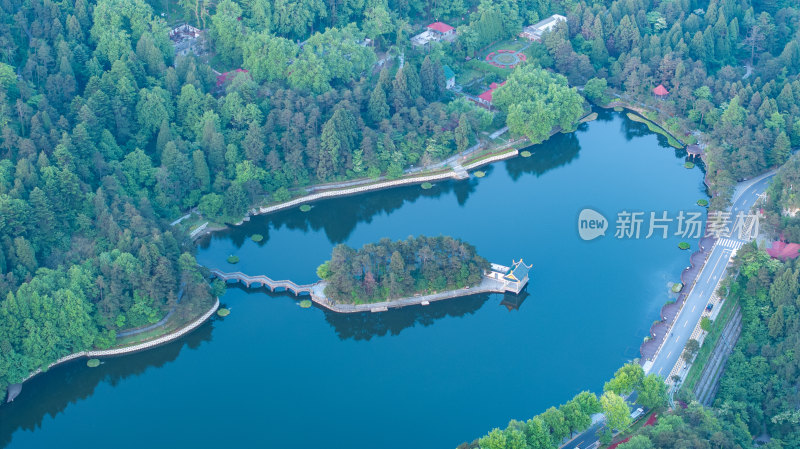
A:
208,268,515,314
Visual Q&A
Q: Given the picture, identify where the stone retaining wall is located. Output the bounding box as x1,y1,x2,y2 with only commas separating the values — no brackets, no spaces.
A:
20,299,220,384
463,149,519,170
256,171,462,216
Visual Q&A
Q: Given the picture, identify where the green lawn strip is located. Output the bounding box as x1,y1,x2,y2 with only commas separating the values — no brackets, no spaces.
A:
681,298,739,393
625,113,684,149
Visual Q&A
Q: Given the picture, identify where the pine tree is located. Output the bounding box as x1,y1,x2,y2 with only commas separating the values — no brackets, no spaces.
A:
368,84,389,123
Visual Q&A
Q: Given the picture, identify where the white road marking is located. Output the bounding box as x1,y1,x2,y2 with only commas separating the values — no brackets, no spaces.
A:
684,320,688,327
675,335,680,343
658,367,664,375
692,305,696,312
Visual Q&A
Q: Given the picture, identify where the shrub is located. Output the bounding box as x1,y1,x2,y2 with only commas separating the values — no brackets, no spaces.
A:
251,234,264,242
299,204,312,212
684,161,695,169
520,150,532,157
217,308,230,317
671,283,683,293
299,300,312,308
227,255,240,264
421,182,433,189
678,242,691,250
473,171,486,178
87,358,100,368
697,199,708,207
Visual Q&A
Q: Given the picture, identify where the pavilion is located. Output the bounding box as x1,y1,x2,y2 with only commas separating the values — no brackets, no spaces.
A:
653,84,669,98
486,259,532,294
686,144,704,159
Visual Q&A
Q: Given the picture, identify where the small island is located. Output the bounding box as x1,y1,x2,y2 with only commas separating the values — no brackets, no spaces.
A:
317,236,490,304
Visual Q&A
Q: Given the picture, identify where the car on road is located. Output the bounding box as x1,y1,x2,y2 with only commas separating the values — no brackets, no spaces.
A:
706,303,714,311
630,407,644,420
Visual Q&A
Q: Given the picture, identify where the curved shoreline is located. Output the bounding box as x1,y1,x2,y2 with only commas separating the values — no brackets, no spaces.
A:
8,298,220,401
191,147,523,239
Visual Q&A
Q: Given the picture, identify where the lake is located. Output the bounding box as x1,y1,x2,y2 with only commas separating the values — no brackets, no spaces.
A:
0,110,706,448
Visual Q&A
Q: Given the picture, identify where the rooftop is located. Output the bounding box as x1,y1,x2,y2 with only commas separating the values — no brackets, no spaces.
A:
530,14,567,30
504,259,532,282
443,65,455,80
654,84,669,96
478,81,506,103
427,22,454,33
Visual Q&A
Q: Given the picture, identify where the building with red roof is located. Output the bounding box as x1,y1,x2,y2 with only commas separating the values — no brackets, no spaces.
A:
653,84,669,96
474,81,506,108
427,22,455,34
411,22,457,47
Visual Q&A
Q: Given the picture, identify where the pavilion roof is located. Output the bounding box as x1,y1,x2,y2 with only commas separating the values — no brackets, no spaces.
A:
653,84,669,96
505,259,532,282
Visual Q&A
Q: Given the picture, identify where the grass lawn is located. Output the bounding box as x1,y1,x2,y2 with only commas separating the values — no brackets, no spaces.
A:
626,113,684,149
457,68,484,86
681,298,739,393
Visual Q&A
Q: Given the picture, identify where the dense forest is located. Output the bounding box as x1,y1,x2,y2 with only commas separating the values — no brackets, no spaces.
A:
766,152,800,241
530,0,800,209
318,235,489,303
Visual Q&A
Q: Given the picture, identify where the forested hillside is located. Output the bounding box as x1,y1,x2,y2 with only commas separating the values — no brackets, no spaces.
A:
714,245,800,447
486,0,799,209
0,0,510,399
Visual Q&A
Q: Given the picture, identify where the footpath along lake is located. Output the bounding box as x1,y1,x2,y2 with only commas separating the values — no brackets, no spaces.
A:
0,110,707,449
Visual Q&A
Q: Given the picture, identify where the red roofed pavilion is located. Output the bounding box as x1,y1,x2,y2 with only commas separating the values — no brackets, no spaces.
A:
653,84,669,96
427,22,455,34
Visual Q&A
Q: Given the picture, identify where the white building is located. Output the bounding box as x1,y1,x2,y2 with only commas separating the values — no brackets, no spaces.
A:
411,22,457,47
486,260,532,294
520,14,567,41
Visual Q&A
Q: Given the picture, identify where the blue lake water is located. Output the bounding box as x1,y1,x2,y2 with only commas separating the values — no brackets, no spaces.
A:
0,110,706,448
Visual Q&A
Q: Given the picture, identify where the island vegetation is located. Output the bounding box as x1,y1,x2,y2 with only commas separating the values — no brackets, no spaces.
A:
318,236,489,304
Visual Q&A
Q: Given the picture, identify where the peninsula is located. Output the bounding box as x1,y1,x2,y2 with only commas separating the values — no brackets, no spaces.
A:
209,236,532,313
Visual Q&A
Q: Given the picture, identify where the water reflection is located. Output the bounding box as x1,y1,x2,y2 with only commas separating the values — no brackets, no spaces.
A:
0,322,214,448
505,132,581,181
198,179,480,247
322,294,492,341
198,132,582,250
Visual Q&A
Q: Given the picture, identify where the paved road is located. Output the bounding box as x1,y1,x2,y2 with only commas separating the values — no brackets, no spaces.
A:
647,171,776,379
559,172,775,449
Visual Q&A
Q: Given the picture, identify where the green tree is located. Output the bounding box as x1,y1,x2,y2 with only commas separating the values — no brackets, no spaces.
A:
584,77,608,104
601,391,632,431
636,374,667,409
455,114,472,153
494,65,584,143
368,84,389,124
604,362,645,395
210,0,244,66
